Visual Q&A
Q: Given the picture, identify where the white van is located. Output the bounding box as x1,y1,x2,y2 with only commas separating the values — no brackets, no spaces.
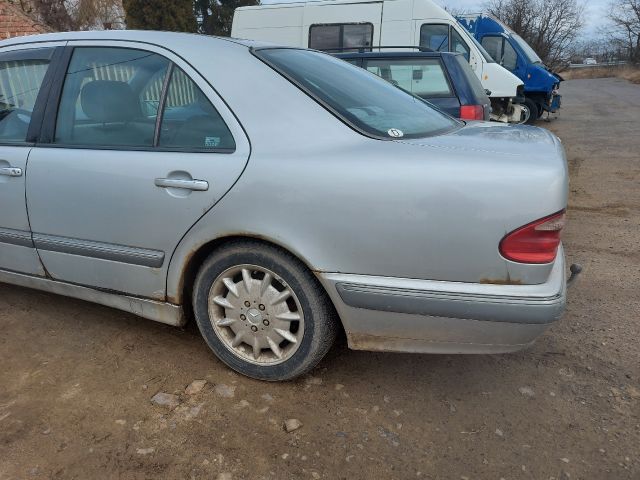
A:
232,0,527,122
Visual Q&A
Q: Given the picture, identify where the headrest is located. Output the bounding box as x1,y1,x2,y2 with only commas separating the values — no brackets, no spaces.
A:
80,80,141,123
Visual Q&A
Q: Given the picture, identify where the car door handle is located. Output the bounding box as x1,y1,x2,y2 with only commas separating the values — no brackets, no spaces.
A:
154,178,209,191
0,167,22,177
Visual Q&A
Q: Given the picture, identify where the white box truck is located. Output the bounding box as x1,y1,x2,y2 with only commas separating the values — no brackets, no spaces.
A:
232,0,527,122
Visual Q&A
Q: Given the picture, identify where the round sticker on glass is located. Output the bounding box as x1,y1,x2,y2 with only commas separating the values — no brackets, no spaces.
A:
388,128,404,138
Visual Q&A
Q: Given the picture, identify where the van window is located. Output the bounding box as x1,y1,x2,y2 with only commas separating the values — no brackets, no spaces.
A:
255,48,460,139
420,24,449,52
309,23,373,52
481,36,517,70
481,36,502,62
502,41,518,70
450,29,470,61
364,58,452,98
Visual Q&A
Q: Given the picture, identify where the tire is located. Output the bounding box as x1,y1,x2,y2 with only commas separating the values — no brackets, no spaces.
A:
523,97,539,124
192,240,338,381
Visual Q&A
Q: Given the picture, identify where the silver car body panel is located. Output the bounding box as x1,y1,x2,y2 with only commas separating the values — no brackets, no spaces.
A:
0,31,570,354
317,246,566,353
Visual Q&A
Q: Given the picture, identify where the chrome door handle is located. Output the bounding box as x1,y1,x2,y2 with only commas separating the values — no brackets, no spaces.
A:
0,167,22,177
154,178,209,191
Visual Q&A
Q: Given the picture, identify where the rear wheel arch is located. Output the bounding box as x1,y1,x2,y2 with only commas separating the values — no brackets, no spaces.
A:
173,235,343,330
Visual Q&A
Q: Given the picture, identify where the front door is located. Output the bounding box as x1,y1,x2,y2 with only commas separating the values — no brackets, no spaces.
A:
26,42,250,299
0,46,60,276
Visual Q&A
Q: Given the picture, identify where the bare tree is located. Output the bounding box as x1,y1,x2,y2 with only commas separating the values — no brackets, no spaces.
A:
16,0,124,31
607,0,640,62
485,0,585,69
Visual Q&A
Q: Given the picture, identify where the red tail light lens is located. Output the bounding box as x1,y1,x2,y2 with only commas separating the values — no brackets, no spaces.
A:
499,211,566,264
459,105,484,120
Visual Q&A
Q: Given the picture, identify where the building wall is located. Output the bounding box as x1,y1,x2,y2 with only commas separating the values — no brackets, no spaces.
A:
0,0,49,39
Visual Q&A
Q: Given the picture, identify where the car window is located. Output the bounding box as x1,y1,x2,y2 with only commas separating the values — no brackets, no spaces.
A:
420,24,449,52
0,48,53,143
54,47,170,147
481,36,503,62
450,28,470,61
255,48,460,139
309,23,373,52
502,40,518,70
364,58,452,97
158,67,235,151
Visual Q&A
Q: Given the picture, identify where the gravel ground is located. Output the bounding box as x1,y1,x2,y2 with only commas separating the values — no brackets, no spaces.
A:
1,78,639,480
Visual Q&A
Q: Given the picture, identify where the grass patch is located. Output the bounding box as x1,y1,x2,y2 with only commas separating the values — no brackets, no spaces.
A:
562,65,640,84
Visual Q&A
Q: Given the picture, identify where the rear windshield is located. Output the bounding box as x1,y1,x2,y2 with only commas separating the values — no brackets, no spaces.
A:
254,48,460,139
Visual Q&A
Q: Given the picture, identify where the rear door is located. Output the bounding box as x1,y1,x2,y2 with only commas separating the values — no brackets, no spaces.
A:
26,41,250,300
362,56,460,117
0,44,63,275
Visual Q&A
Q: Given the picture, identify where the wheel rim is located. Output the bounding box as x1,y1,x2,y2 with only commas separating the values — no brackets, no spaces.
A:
207,264,305,366
519,105,531,124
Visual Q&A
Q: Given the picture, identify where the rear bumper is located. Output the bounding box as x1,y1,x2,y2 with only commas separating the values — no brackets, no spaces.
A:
316,247,567,354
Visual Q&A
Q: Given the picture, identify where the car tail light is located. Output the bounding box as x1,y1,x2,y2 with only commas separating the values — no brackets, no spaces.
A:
459,105,484,120
499,211,566,264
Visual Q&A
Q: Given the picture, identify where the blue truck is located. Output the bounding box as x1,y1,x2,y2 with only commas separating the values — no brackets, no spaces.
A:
456,13,563,123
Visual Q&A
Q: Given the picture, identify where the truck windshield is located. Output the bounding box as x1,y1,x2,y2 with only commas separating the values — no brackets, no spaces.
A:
254,48,460,139
511,34,542,63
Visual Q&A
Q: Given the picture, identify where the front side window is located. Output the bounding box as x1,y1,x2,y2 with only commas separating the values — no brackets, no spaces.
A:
158,67,235,151
0,48,53,143
481,36,503,62
364,58,452,98
450,29,470,61
255,48,460,139
309,23,373,52
420,24,450,52
502,41,518,70
55,47,170,147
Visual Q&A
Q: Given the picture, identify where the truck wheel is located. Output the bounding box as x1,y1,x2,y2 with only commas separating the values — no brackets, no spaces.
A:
192,240,338,381
524,98,539,124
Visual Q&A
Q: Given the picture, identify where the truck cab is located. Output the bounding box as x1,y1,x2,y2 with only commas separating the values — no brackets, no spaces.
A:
456,13,563,122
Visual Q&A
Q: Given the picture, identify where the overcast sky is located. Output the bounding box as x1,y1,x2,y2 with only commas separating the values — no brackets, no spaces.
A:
261,0,609,39
444,0,608,38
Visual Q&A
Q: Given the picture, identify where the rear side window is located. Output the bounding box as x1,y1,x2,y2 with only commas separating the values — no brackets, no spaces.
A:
0,48,53,143
54,47,170,147
364,58,452,98
158,67,235,151
255,48,460,139
309,23,373,52
53,47,235,151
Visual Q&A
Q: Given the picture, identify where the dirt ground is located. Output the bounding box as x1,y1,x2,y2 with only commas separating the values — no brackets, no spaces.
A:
1,78,639,480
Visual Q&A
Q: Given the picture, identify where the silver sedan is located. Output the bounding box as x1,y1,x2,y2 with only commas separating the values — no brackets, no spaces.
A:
0,31,573,380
